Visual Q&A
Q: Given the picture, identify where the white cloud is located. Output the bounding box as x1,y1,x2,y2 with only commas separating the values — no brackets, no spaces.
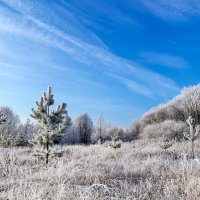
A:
140,52,189,69
106,73,153,97
139,0,200,21
0,0,180,99
59,0,139,28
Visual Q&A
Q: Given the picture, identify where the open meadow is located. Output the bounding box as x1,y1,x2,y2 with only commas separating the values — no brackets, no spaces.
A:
1,1,200,199
1,138,200,200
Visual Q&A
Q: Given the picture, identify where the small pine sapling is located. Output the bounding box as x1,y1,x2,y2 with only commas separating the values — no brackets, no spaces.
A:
109,133,121,150
97,139,102,145
30,86,71,164
183,116,200,158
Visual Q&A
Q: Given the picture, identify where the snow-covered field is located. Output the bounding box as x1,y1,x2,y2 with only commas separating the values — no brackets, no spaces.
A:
1,139,200,200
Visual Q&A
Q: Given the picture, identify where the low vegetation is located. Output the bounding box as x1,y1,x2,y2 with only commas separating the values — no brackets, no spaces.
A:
1,84,200,199
1,139,200,199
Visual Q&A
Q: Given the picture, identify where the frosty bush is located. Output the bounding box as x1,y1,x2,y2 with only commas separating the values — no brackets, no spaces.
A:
140,104,170,128
0,110,6,124
158,136,174,152
138,84,200,132
104,126,124,141
0,106,23,147
142,120,188,140
13,119,34,147
124,120,141,141
170,85,200,123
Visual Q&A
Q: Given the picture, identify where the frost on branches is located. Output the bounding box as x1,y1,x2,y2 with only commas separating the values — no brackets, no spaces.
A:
183,116,200,158
0,110,6,125
30,86,71,164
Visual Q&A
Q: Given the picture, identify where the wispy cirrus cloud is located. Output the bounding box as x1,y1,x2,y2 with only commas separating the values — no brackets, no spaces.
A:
106,73,153,97
0,0,180,100
58,0,139,28
140,52,189,69
139,0,200,21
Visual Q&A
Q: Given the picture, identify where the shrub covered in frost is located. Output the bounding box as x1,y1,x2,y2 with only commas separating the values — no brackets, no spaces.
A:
0,107,33,147
141,120,188,140
135,84,200,135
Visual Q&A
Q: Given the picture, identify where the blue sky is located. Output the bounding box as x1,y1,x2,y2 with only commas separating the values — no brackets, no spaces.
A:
0,0,200,127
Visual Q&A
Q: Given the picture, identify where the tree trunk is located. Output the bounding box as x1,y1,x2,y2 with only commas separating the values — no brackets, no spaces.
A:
191,140,194,159
99,128,102,143
46,152,49,165
46,138,49,165
46,105,50,165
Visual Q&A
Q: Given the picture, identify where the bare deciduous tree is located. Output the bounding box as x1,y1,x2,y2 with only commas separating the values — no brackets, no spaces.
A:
91,114,106,144
74,113,93,145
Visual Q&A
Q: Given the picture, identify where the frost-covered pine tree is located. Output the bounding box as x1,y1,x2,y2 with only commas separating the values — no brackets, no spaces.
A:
109,133,121,150
30,86,71,164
